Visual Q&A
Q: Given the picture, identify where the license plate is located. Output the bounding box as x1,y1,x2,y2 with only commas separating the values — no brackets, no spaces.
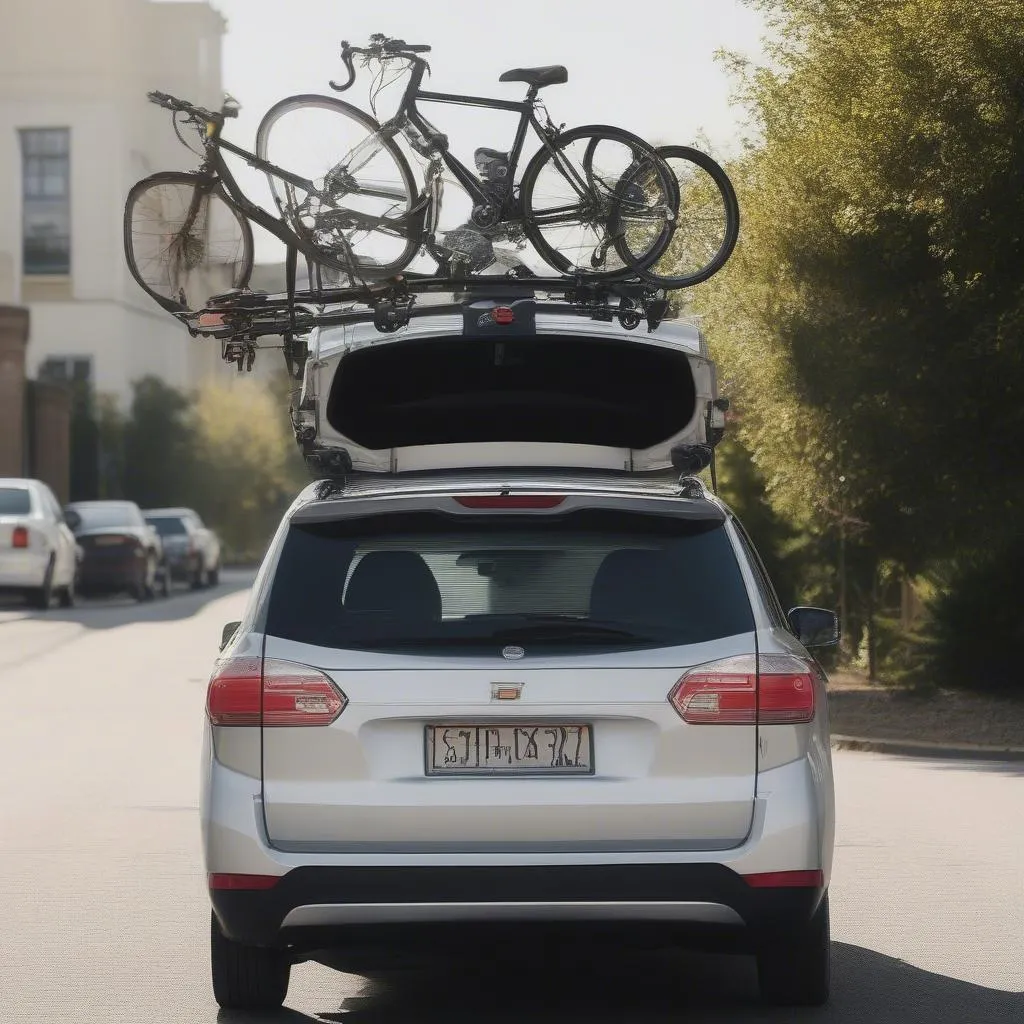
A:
426,724,594,776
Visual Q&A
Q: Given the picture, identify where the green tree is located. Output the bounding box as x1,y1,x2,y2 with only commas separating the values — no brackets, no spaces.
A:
188,376,308,562
122,376,197,509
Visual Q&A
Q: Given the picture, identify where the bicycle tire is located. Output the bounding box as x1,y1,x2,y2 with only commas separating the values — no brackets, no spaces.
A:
519,125,678,280
632,146,739,288
124,171,253,314
255,95,420,278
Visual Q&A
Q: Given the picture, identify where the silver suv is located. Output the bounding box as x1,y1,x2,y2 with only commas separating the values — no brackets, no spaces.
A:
202,469,837,1011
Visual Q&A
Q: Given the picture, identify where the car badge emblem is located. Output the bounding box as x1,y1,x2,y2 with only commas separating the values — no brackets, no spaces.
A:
501,644,525,661
491,682,523,701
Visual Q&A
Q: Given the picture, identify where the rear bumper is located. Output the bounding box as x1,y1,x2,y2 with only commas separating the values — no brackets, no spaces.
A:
203,744,833,951
78,560,139,591
0,551,49,589
211,863,824,950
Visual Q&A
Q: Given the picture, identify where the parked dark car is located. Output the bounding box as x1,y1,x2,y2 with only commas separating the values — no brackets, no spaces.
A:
143,508,222,589
64,501,167,601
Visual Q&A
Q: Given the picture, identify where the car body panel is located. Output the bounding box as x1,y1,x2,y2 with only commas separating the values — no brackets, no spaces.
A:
0,478,77,592
66,501,162,594
201,470,835,956
144,507,221,583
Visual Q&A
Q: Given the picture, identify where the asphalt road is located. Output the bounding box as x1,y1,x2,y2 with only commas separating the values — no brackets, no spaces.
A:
1,571,1021,1023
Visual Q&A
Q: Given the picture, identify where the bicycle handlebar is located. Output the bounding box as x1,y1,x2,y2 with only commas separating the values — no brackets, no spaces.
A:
147,90,239,121
329,35,431,92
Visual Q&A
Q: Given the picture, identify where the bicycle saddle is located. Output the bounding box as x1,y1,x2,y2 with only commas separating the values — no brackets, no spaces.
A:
498,65,568,89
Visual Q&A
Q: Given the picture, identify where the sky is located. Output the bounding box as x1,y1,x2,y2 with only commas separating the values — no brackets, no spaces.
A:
158,0,767,263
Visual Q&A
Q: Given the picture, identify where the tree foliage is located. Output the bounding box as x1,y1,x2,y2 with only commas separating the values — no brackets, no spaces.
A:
189,376,309,562
694,0,1024,570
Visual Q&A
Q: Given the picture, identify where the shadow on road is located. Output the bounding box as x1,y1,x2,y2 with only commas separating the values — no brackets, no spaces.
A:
214,942,1023,1023
0,568,255,631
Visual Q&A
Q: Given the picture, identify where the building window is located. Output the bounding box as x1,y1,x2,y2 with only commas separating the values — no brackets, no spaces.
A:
39,356,91,384
20,128,71,276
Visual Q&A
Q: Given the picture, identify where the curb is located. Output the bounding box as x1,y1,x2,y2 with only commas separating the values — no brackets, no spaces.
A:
832,734,1024,762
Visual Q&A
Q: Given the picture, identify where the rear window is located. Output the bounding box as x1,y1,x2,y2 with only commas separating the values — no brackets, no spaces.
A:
146,516,187,536
0,488,31,515
69,503,143,530
266,510,753,653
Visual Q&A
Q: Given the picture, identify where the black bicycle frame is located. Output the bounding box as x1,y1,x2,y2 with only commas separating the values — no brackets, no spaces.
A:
203,123,316,248
398,57,575,214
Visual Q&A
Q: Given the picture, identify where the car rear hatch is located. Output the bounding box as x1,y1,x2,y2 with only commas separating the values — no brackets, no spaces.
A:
250,491,759,853
293,299,723,475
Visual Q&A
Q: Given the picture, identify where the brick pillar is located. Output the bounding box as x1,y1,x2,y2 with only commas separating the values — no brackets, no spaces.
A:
30,381,72,503
0,305,30,477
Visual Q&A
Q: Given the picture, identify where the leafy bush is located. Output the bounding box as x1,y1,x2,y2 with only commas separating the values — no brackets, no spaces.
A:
922,541,1024,694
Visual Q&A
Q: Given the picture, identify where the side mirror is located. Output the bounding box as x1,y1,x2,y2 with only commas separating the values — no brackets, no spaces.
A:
788,606,840,648
220,621,241,651
63,508,81,530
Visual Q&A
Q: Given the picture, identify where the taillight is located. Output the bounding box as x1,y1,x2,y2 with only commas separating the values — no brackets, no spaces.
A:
206,658,346,727
455,495,565,509
12,526,29,549
668,654,815,725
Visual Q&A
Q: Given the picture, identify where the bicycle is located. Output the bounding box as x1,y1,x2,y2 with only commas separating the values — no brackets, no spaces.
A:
253,33,683,282
124,92,347,315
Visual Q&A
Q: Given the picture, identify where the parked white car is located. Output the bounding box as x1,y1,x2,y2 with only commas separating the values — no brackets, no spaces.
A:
0,478,79,608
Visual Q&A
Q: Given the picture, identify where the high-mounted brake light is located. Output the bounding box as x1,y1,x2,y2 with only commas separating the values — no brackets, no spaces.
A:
206,658,347,727
455,495,566,509
12,526,29,549
668,654,816,725
491,305,515,325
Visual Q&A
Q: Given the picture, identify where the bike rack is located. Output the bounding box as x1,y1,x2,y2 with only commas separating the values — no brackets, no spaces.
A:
174,271,674,373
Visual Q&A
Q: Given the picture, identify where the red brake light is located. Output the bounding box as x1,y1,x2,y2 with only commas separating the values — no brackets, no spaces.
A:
208,873,282,890
206,658,346,727
742,870,824,888
668,654,815,725
492,305,515,324
12,526,29,549
206,657,262,726
455,495,565,509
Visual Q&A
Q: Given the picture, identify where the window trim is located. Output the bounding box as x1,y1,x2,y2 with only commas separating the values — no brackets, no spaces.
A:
19,127,71,277
730,514,791,631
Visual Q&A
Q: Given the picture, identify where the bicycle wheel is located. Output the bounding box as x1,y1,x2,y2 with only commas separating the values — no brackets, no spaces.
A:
255,95,420,278
519,126,677,279
632,146,738,288
124,172,253,314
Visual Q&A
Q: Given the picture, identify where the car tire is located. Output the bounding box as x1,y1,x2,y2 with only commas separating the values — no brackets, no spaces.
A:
191,561,206,591
756,892,831,1006
58,571,76,608
210,910,290,1011
29,557,55,610
207,563,220,587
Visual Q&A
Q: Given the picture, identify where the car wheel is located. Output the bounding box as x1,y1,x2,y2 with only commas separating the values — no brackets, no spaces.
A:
191,561,206,591
58,571,76,608
210,910,290,1011
757,892,831,1006
29,557,55,610
207,563,220,587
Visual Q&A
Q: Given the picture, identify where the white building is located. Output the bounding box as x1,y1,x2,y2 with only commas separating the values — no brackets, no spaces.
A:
0,0,227,406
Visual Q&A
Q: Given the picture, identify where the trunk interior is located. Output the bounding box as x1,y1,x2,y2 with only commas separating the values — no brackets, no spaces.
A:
326,334,698,451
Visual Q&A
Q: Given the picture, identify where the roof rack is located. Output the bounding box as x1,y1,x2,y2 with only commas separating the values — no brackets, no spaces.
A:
177,272,675,371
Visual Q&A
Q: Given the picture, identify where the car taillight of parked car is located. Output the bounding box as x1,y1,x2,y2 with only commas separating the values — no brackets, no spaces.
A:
206,657,347,727
668,653,816,725
12,526,29,548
